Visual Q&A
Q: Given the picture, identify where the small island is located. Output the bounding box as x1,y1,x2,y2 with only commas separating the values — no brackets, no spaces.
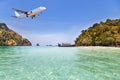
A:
0,23,32,46
75,19,120,47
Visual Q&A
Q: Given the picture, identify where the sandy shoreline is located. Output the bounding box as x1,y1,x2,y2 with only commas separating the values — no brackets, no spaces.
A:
76,46,120,49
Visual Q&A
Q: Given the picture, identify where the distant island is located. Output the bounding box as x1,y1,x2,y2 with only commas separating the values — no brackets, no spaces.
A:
75,19,120,47
0,23,31,46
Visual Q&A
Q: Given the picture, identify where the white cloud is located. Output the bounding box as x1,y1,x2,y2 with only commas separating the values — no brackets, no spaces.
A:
23,33,75,46
7,23,79,46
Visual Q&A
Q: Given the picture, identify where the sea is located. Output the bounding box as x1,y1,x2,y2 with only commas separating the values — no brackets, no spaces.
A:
0,46,120,80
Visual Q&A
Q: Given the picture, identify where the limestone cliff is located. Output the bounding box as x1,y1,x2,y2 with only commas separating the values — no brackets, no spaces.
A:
75,19,120,46
0,23,32,46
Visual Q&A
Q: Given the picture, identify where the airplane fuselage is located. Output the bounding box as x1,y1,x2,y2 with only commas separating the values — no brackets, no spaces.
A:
28,7,46,16
13,6,46,19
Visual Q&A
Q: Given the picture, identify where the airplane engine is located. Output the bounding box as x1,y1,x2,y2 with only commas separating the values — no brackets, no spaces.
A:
31,14,39,19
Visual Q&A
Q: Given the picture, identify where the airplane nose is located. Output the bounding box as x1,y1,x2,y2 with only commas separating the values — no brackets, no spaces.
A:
43,7,46,10
39,7,46,10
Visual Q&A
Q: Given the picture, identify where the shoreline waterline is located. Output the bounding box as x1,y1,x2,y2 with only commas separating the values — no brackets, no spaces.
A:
76,46,120,48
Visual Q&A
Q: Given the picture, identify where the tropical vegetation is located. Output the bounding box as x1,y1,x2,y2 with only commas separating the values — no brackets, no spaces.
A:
0,23,31,46
75,19,120,47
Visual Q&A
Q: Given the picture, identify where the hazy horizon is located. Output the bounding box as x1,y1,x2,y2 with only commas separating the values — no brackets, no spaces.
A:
0,0,120,45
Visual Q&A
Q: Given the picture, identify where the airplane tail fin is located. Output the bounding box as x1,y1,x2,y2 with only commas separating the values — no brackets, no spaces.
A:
15,11,20,16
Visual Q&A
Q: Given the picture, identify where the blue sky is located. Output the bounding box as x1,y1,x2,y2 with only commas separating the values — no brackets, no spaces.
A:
0,0,120,45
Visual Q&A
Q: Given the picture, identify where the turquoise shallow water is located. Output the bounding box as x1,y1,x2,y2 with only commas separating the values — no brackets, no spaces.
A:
0,47,120,80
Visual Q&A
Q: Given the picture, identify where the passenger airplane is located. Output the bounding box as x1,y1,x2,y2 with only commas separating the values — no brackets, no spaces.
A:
12,6,46,19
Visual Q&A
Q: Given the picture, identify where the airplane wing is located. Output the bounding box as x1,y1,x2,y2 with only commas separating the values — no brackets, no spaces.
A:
12,8,28,14
11,16,17,18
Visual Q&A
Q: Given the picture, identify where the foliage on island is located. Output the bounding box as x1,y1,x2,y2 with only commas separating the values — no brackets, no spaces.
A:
75,19,120,47
0,23,32,46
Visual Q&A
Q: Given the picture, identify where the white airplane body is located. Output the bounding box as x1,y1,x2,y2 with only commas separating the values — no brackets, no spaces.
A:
12,6,46,19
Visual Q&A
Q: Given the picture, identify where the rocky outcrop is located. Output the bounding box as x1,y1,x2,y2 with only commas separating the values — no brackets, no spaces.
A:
75,19,120,47
0,23,32,46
